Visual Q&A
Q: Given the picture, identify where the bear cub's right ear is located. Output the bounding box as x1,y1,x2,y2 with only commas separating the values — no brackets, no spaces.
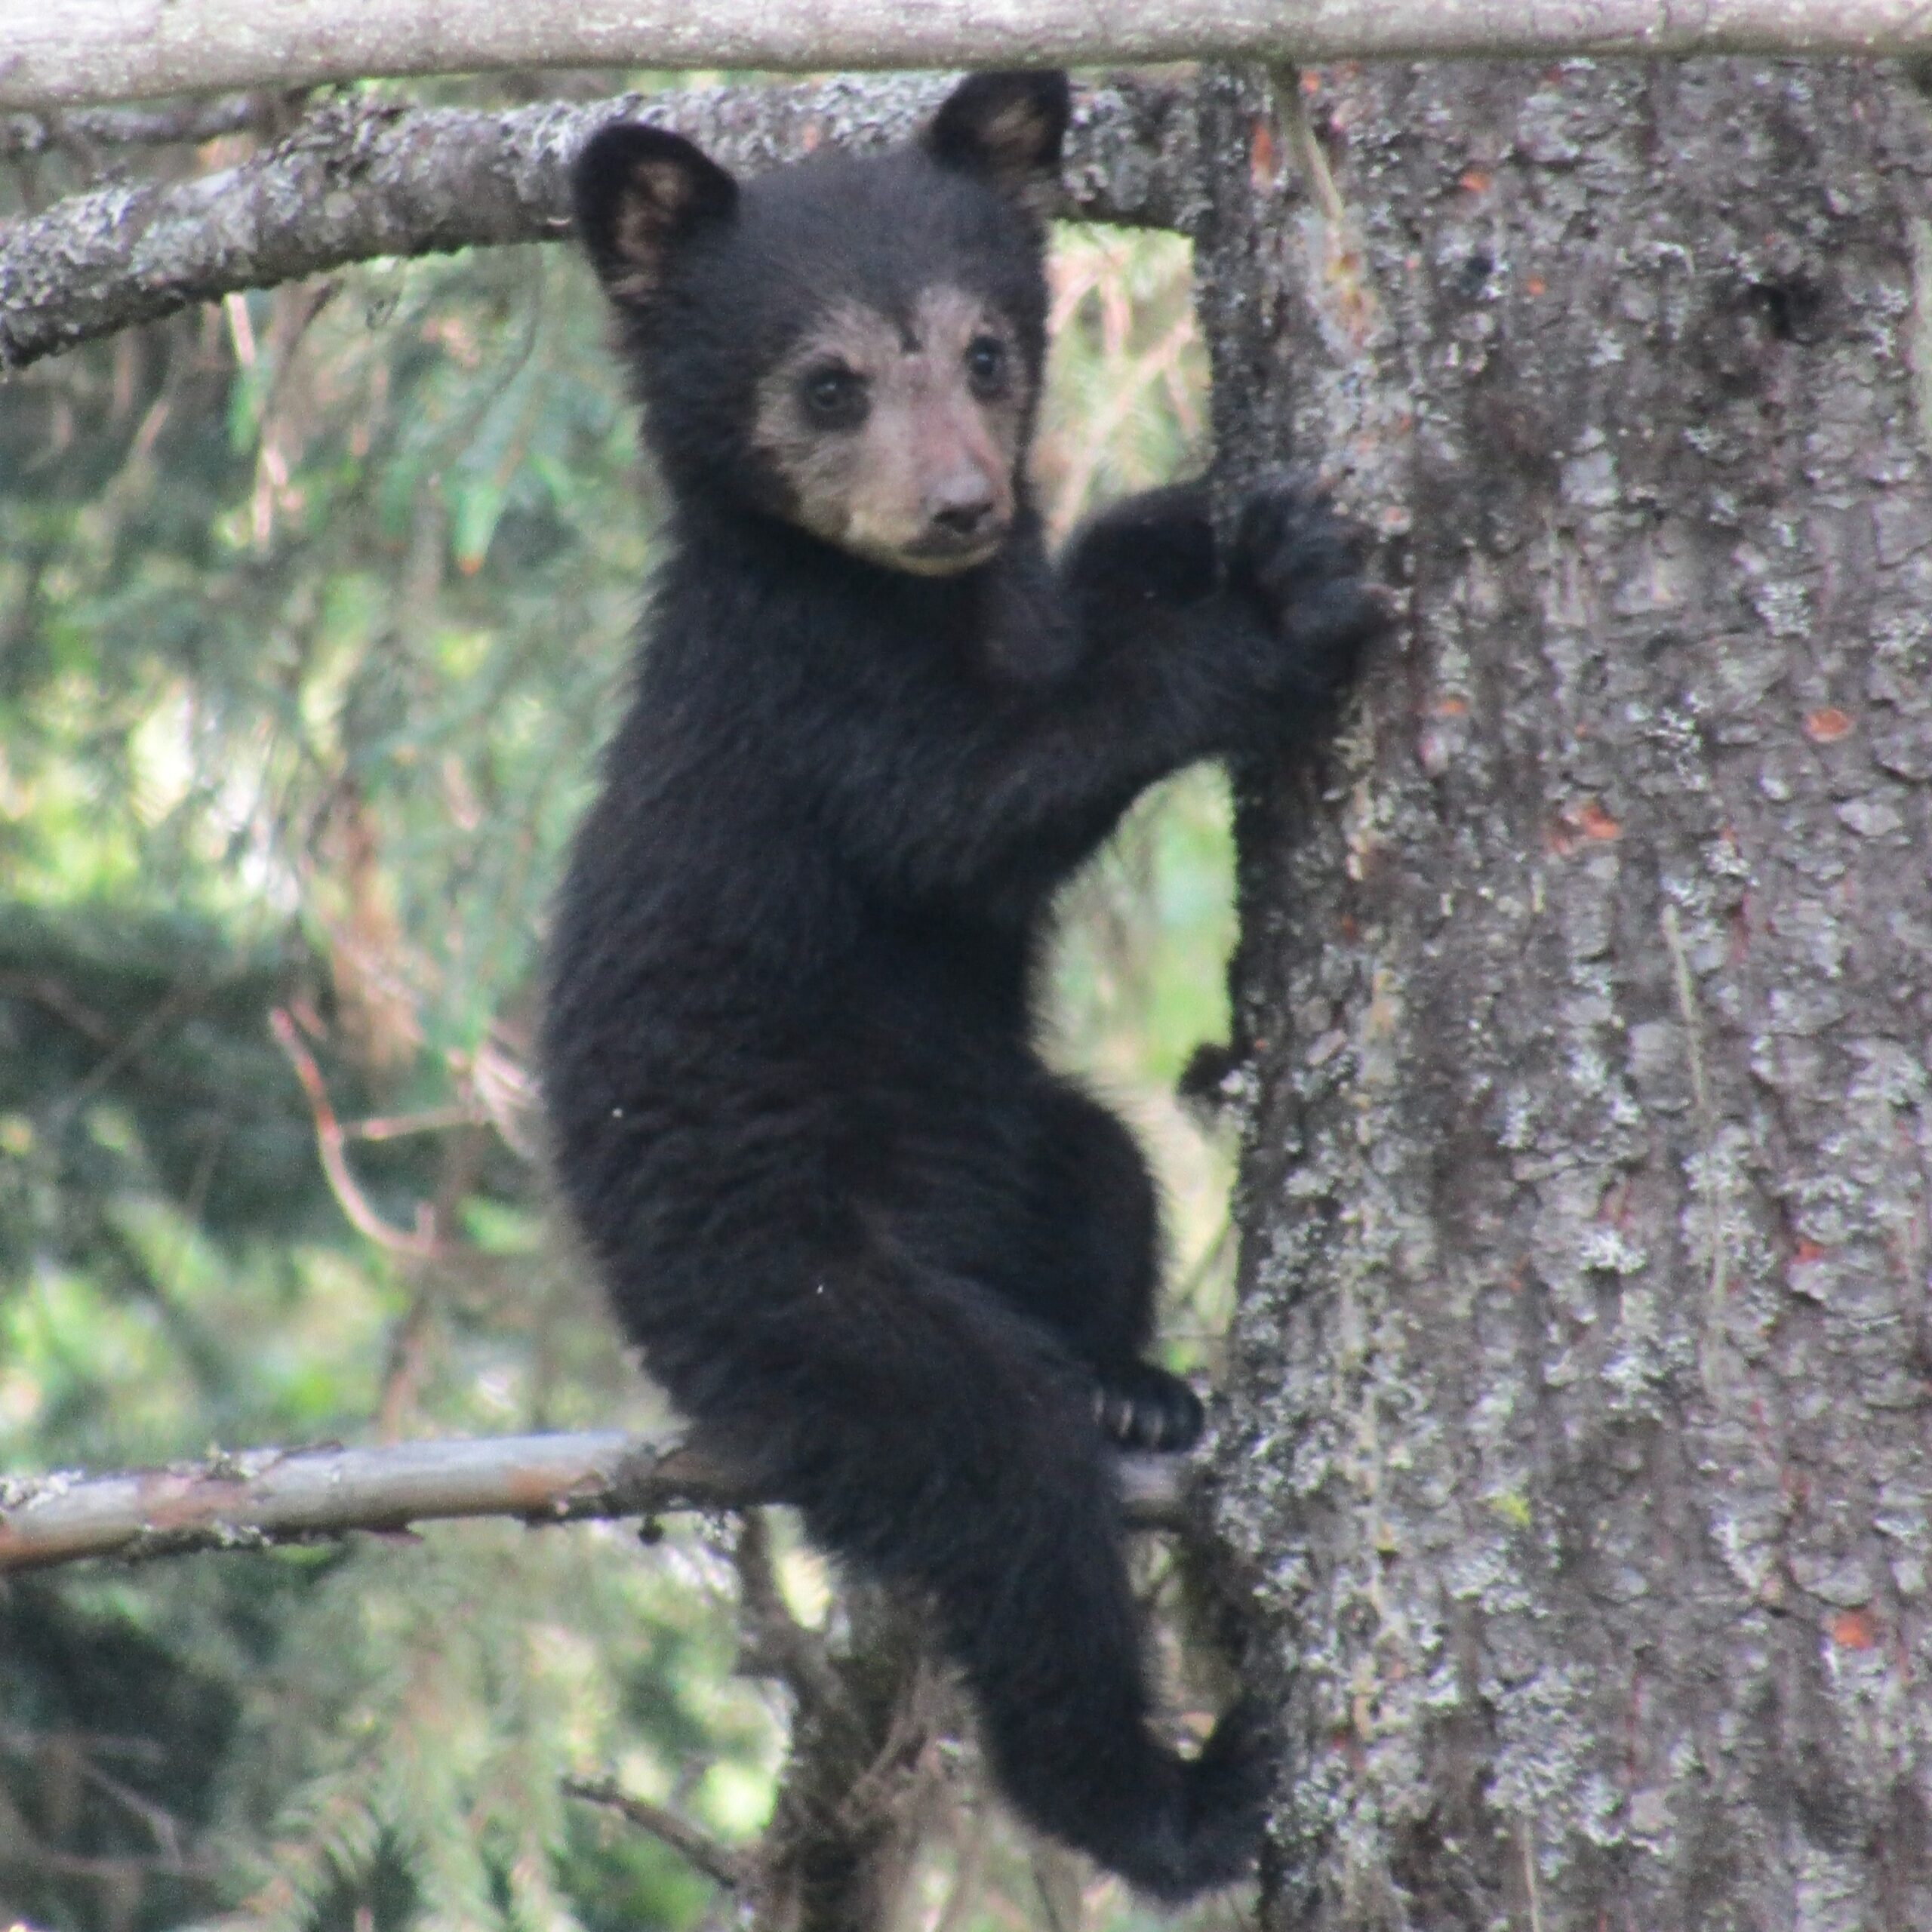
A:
573,124,740,306
924,71,1071,200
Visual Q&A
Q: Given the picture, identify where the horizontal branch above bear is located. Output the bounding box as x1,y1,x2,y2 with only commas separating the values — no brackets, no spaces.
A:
0,76,1197,373
5,0,1930,114
0,1429,1186,1574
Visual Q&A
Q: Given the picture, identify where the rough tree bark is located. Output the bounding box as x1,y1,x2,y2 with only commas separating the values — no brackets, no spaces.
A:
1198,57,1932,1931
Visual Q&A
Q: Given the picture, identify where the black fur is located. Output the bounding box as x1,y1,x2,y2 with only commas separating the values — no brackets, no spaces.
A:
544,73,1383,1901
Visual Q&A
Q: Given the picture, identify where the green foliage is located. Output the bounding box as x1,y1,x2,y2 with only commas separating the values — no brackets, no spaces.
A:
1,105,1235,1932
217,1527,761,1932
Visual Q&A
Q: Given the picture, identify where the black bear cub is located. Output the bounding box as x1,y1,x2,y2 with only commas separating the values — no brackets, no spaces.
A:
543,71,1380,1901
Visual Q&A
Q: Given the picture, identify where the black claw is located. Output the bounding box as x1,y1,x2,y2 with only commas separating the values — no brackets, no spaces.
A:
1094,1361,1205,1454
1229,469,1389,706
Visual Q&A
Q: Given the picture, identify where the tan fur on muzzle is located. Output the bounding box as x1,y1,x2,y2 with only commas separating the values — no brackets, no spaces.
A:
753,287,1029,574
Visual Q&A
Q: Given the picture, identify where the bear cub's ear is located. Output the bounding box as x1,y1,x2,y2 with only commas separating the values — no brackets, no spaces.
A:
924,71,1071,198
573,123,739,306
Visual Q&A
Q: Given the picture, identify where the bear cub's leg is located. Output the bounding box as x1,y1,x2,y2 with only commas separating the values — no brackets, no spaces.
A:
1026,1080,1207,1453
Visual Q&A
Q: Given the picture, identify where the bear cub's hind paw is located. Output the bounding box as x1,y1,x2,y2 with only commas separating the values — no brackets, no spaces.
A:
1095,1361,1204,1453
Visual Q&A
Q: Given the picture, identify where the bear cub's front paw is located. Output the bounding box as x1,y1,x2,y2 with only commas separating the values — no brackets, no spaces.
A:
1229,471,1387,705
1094,1361,1205,1454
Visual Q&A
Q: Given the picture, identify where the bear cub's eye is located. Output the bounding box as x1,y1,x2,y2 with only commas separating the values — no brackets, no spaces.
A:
964,335,1008,397
801,364,868,426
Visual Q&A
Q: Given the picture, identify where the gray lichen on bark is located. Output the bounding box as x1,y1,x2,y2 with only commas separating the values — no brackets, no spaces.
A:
1198,57,1932,1932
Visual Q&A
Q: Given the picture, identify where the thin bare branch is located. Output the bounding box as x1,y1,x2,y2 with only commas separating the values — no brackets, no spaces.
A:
0,75,1199,374
563,1777,750,1890
0,1841,219,1882
269,1006,449,1260
0,94,265,158
932,1803,994,1932
8,0,1932,115
0,1432,1186,1574
0,971,118,1044
734,1510,840,1715
346,1103,488,1142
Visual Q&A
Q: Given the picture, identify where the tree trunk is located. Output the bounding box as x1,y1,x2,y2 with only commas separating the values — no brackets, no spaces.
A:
1198,57,1932,1930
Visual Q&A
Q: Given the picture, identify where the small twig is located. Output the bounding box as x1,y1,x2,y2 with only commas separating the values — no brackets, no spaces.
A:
59,976,210,1122
563,1776,749,1891
77,1757,190,1863
0,1841,217,1881
734,1510,839,1715
0,95,263,158
1269,62,1383,356
1032,1843,1086,1932
472,1028,544,1161
374,1283,438,1444
0,1727,165,1763
346,1104,486,1142
932,1804,994,1932
1272,65,1346,225
0,972,117,1043
269,1006,449,1260
832,1644,953,1837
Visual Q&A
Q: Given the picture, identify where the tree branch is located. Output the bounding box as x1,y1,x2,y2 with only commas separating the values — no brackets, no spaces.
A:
7,0,1932,115
0,1430,1186,1574
562,1777,750,1891
0,75,1199,374
269,1006,451,1261
733,1509,840,1716
0,94,266,159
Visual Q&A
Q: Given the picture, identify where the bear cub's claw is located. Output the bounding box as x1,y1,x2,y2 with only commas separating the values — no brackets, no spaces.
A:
1094,1361,1205,1453
1230,470,1389,703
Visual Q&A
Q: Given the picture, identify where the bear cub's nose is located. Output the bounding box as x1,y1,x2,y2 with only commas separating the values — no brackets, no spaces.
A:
927,473,998,539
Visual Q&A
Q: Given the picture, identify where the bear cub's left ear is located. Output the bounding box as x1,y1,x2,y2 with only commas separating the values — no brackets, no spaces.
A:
573,122,740,306
924,71,1071,198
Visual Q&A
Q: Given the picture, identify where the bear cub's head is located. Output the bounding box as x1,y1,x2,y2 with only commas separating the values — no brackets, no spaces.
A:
573,72,1069,577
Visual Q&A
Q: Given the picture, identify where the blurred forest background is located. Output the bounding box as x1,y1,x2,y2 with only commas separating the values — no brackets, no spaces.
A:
0,74,1247,1932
